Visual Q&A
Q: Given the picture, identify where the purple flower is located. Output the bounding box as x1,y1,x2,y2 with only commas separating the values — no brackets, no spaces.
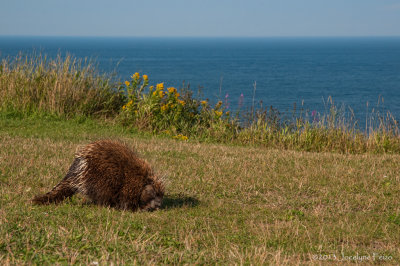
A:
311,110,319,122
225,93,229,109
238,93,244,108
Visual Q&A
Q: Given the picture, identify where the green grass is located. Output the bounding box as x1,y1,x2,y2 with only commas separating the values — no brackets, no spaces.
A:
1,115,399,264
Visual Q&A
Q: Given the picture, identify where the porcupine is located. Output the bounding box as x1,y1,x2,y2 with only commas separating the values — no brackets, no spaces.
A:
32,140,164,211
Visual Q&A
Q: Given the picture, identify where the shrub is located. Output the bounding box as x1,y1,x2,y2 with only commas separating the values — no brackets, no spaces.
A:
117,73,235,139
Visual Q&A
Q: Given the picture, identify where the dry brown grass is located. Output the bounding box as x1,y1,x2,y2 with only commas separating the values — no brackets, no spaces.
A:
0,117,399,264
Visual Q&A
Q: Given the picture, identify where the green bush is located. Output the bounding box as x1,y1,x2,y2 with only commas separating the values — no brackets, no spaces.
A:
117,72,234,140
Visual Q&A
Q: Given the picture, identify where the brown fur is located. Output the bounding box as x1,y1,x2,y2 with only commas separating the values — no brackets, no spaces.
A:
32,140,164,211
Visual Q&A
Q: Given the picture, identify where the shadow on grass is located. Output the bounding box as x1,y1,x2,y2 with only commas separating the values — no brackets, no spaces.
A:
38,194,200,211
161,194,200,210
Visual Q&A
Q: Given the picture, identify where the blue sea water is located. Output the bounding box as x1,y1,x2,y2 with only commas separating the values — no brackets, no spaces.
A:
1,36,400,124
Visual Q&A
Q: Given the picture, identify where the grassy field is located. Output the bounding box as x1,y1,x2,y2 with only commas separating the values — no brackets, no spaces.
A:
1,114,400,264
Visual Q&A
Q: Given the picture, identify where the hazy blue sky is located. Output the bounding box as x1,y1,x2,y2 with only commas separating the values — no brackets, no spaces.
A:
1,0,400,37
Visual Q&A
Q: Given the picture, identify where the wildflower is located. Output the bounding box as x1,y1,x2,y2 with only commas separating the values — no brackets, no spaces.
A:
167,87,177,94
201,100,207,105
122,100,133,110
143,74,148,80
132,72,140,79
225,93,230,109
215,110,223,117
175,92,180,98
177,99,185,106
239,93,244,107
161,104,169,112
125,81,130,86
312,110,319,122
152,88,164,98
156,83,164,90
173,134,188,141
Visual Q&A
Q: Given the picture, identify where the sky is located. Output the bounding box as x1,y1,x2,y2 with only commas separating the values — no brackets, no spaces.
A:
1,0,400,37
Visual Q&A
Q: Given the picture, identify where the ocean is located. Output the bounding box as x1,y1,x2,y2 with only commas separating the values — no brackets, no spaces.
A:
1,36,400,124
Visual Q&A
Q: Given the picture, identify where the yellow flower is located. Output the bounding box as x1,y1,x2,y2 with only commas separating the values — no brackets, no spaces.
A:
161,104,169,112
125,81,130,86
122,100,133,110
215,110,223,117
173,134,188,141
131,72,140,79
152,90,164,97
152,83,165,97
143,74,148,80
201,100,207,105
177,99,185,106
167,87,177,94
156,83,164,90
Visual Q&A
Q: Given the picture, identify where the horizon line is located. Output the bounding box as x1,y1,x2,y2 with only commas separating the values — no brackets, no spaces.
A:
1,34,400,39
